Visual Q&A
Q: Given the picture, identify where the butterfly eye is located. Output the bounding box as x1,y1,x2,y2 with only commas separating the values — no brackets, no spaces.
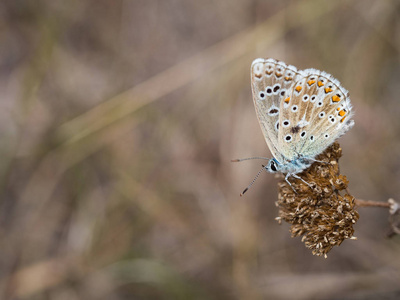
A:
324,134,330,138
329,115,336,123
302,95,309,102
310,135,314,141
300,131,306,138
275,120,279,131
259,92,266,99
317,101,323,107
270,160,278,172
266,87,273,95
291,105,298,112
282,120,290,127
310,95,316,102
280,90,286,96
319,112,326,118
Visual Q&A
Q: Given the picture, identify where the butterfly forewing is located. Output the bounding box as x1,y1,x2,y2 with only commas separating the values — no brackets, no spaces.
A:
251,58,299,162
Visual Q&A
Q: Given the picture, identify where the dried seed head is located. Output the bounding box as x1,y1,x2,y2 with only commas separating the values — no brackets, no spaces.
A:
277,142,359,257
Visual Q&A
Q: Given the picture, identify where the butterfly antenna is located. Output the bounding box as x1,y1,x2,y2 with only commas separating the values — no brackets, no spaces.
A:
231,156,270,162
240,165,267,196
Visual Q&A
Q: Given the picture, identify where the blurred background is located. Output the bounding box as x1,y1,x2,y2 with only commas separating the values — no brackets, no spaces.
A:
1,0,400,299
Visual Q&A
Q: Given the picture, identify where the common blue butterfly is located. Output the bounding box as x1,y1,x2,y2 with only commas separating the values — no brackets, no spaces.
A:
235,58,354,193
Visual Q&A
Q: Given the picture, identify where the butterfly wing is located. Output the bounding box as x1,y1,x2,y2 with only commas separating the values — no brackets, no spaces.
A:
251,58,298,162
277,69,354,161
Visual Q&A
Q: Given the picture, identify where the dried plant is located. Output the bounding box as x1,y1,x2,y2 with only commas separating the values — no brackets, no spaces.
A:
276,142,359,257
276,142,400,257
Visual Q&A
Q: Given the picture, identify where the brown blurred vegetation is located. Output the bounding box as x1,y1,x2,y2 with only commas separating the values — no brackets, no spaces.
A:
1,0,400,299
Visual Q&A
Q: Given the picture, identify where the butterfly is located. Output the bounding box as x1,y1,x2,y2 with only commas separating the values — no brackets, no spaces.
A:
234,58,354,194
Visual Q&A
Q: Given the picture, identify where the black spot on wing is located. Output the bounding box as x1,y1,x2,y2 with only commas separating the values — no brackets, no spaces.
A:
290,126,300,134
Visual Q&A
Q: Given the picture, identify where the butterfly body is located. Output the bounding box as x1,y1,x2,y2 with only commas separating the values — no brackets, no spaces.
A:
251,58,354,182
266,157,312,174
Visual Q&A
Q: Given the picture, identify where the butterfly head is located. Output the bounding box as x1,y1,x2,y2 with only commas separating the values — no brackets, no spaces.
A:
265,158,280,173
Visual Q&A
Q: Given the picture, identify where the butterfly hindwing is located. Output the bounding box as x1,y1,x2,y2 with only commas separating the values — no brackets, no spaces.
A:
296,72,354,158
277,68,354,161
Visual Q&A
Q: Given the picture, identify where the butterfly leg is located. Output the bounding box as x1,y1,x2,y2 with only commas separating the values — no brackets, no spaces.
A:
308,158,328,164
291,173,312,188
284,173,296,192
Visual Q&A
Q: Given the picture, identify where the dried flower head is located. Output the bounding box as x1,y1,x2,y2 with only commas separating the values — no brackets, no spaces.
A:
387,198,400,237
276,142,359,258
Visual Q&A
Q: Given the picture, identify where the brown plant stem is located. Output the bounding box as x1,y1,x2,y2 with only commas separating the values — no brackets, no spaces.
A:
355,199,391,209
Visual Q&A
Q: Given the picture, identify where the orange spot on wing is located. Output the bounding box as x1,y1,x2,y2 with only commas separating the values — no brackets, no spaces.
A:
317,81,324,87
307,80,316,86
332,95,340,102
295,86,302,92
284,97,290,104
324,87,333,93
340,116,346,123
339,110,346,117
284,76,292,81
276,72,282,78
255,73,262,78
266,70,273,75
336,107,341,111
